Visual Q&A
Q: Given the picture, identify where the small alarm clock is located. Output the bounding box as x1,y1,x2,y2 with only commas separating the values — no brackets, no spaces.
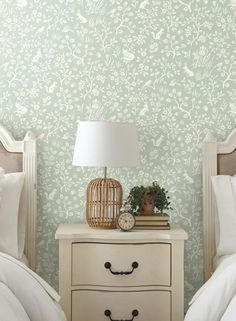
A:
117,212,136,231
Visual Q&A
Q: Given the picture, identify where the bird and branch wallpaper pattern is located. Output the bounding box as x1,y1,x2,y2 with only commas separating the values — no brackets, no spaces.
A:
0,0,235,308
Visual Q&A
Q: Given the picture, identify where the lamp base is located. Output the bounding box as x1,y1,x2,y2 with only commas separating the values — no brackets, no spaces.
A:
86,178,123,229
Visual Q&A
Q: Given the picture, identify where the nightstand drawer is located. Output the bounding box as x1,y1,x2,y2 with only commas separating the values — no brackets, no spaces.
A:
72,290,171,321
72,242,171,287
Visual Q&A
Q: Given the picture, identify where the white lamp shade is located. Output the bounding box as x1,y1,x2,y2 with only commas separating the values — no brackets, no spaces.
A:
72,121,140,167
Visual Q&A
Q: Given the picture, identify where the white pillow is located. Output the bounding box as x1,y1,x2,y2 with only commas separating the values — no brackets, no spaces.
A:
0,172,25,259
212,175,236,256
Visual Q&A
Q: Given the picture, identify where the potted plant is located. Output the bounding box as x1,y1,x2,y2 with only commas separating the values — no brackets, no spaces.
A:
126,181,171,215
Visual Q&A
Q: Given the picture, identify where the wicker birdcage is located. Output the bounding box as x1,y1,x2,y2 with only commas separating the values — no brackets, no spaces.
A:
86,178,123,229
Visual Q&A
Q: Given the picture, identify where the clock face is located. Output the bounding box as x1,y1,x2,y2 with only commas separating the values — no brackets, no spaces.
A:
117,212,135,231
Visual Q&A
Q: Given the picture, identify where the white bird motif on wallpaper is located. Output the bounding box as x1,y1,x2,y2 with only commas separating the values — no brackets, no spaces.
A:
77,12,87,24
183,65,194,77
32,49,42,63
230,0,236,7
139,0,149,9
46,189,57,201
123,50,135,62
152,135,164,147
152,28,164,40
16,0,28,8
169,186,177,193
142,79,152,88
184,172,194,184
45,81,57,94
16,103,28,115
36,26,45,34
139,104,149,116
230,103,236,114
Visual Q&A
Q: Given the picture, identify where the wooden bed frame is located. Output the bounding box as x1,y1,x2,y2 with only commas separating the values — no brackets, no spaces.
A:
203,129,236,281
0,125,37,270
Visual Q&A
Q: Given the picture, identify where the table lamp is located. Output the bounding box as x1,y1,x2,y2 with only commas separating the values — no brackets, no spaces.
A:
72,121,139,229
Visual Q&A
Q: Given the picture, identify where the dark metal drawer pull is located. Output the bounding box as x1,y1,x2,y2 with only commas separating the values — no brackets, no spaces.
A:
104,262,139,275
104,309,139,321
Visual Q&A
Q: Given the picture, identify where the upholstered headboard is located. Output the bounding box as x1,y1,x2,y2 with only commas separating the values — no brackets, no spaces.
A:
0,125,37,270
203,129,236,281
218,150,236,175
0,142,23,172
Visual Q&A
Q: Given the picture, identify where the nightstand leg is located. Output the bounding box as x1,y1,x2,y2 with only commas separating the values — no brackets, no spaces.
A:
172,240,185,321
59,240,72,321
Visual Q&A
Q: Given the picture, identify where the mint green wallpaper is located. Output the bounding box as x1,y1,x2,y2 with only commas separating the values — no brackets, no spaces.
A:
0,0,235,308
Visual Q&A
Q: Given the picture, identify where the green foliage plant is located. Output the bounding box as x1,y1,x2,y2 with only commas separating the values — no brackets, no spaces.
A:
126,181,171,214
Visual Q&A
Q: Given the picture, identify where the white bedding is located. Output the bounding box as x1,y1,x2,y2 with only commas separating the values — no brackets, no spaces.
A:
0,171,26,259
185,253,236,321
213,254,232,269
212,175,236,256
19,253,29,266
0,252,66,321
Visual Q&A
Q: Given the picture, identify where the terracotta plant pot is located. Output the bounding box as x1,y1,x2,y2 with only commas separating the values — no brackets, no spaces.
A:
142,203,155,214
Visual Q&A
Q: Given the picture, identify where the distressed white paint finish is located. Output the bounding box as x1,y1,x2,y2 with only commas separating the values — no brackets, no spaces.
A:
56,224,187,321
0,125,37,270
202,129,236,281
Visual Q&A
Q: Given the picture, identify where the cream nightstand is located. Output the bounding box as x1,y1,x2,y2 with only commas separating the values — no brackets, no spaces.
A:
55,224,188,321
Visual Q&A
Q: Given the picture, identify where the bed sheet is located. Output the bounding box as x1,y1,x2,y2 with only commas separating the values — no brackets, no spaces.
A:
19,253,29,266
0,252,66,321
185,253,236,321
213,254,232,269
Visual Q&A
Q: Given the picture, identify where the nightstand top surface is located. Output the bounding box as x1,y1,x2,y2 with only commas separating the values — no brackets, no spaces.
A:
55,223,188,241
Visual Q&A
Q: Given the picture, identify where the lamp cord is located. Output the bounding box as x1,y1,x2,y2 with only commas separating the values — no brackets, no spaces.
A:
104,166,107,179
